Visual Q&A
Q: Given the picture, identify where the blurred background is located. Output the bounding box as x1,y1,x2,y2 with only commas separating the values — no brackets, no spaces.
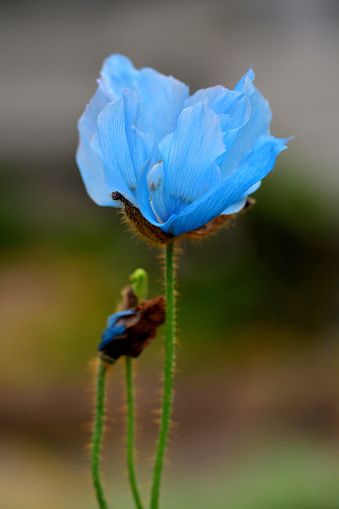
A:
1,0,339,508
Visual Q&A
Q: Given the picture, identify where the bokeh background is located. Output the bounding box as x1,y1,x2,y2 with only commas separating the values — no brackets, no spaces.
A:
1,1,339,508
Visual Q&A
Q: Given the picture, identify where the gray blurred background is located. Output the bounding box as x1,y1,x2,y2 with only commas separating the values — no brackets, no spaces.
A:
1,1,339,509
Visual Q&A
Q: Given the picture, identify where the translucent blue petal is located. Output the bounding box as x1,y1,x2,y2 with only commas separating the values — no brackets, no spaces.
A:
76,56,141,207
149,103,224,221
77,55,190,211
186,81,253,166
123,89,161,180
92,94,160,206
78,88,108,140
222,181,262,215
222,197,247,215
76,138,116,207
147,161,167,223
137,68,189,140
234,67,255,91
162,136,288,236
100,54,137,98
185,85,226,108
186,85,242,116
100,54,189,142
94,98,138,198
246,181,262,195
76,88,117,206
220,69,272,176
220,76,253,143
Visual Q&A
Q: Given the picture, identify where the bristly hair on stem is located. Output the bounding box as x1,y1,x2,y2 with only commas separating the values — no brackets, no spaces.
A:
91,359,110,509
125,356,144,509
124,268,149,509
150,241,177,509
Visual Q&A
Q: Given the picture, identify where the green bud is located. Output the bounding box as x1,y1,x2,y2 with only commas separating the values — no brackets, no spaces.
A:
129,268,148,302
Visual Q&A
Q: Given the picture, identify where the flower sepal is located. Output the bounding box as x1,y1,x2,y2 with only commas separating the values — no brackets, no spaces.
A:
113,191,255,244
112,192,173,245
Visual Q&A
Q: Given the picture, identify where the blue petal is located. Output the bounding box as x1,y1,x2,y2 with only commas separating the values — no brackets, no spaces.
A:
76,57,141,207
123,89,161,180
222,198,248,215
162,136,288,236
147,161,167,223
137,67,189,140
99,310,136,350
100,54,189,142
246,181,262,195
185,85,227,108
186,85,240,114
106,310,135,328
76,88,117,206
220,76,253,147
92,94,160,205
222,181,261,215
100,54,137,98
93,98,138,201
100,324,126,348
147,103,224,222
77,54,188,209
186,82,255,169
234,67,255,91
220,69,272,176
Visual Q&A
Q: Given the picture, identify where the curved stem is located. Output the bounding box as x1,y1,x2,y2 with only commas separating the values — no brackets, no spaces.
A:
125,356,144,509
91,360,109,509
150,241,176,509
124,267,148,509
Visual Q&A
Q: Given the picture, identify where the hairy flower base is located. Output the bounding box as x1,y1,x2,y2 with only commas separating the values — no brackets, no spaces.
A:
112,192,173,244
99,295,166,362
112,191,255,244
186,197,255,240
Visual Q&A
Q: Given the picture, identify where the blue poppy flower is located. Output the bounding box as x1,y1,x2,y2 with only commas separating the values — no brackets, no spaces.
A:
77,54,289,241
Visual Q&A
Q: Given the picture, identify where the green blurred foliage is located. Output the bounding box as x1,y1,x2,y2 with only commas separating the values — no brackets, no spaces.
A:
2,439,339,509
1,158,339,509
1,159,338,357
0,157,338,384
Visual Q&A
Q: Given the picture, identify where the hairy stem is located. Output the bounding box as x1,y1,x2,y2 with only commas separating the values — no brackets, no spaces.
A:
125,356,144,509
91,360,109,509
125,267,148,509
150,241,176,509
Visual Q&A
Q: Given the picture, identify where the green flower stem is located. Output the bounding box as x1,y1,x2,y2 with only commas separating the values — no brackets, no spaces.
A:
124,268,148,509
91,359,110,509
150,241,176,509
125,356,144,509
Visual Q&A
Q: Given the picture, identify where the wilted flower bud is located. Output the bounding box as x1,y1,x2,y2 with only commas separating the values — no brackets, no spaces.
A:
98,295,165,363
